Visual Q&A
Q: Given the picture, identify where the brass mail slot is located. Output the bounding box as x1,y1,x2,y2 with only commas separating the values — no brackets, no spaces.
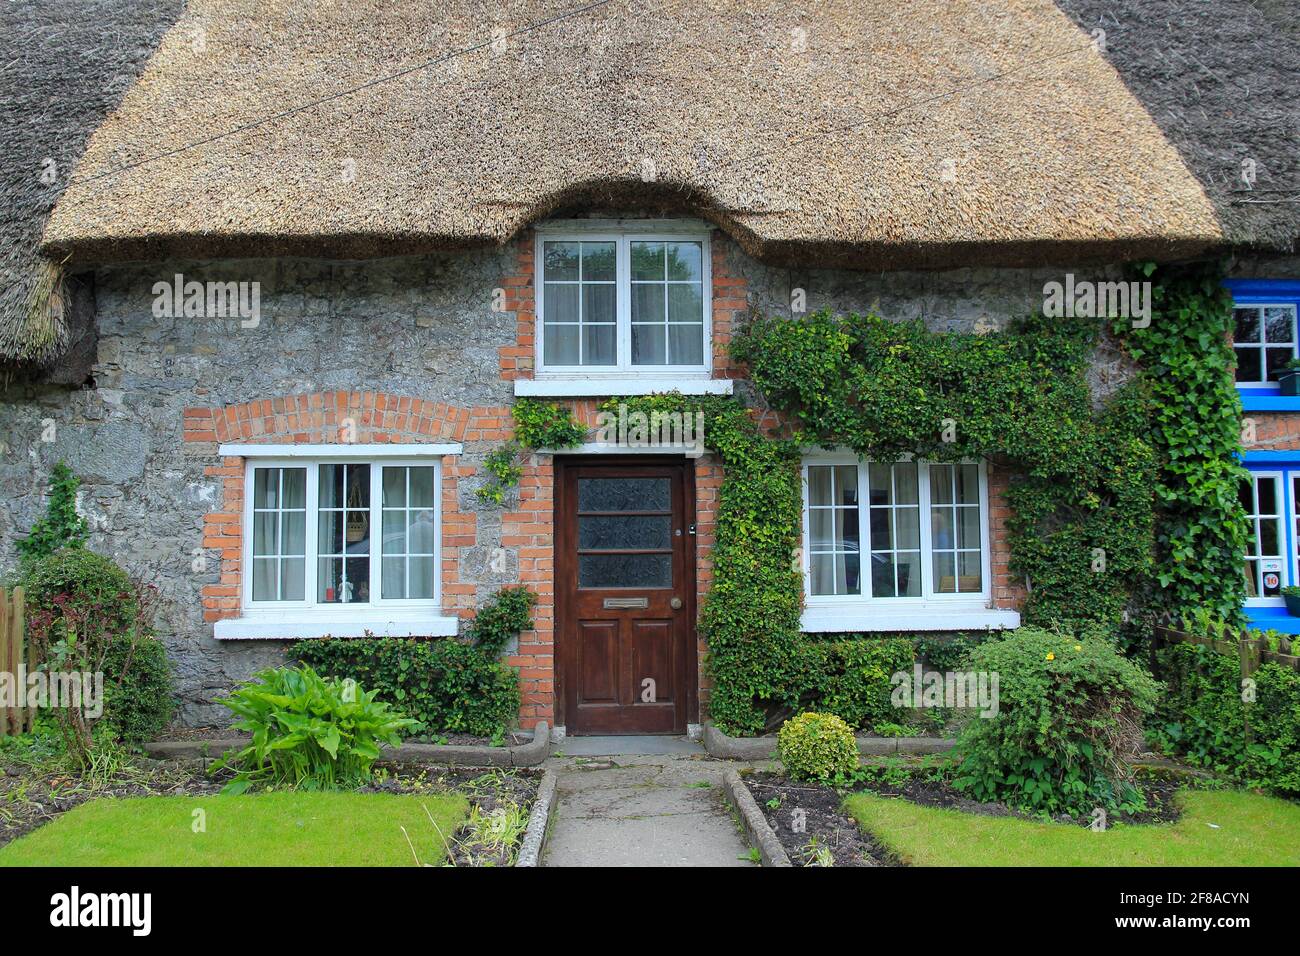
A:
603,596,649,610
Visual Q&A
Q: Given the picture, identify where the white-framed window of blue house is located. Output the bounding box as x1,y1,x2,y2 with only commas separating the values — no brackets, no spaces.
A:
1226,279,1300,393
1240,468,1289,606
210,443,464,639
534,221,712,377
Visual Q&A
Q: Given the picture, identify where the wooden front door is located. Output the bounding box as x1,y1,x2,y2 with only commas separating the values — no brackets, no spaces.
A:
557,459,695,735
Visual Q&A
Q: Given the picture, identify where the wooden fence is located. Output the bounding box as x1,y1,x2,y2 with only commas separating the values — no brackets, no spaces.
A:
1152,623,1300,746
0,587,32,737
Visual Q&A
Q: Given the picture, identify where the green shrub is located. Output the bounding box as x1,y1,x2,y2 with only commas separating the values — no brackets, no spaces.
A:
292,637,520,738
17,462,88,563
101,634,173,746
778,712,859,781
914,633,989,673
797,637,914,731
215,665,419,792
953,628,1160,815
18,548,173,758
1152,641,1300,796
467,586,536,657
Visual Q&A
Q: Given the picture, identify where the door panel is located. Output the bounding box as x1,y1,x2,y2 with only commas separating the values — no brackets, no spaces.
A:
558,460,694,734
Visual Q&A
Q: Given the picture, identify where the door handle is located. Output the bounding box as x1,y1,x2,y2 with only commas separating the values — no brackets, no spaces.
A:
670,597,683,610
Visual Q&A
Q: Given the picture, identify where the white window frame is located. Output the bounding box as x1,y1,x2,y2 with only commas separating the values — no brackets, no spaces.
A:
799,453,1018,632
1242,469,1288,608
215,444,462,639
534,220,713,379
1233,303,1299,388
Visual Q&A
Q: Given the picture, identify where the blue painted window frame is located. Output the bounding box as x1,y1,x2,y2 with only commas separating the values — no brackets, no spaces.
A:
1227,279,1300,411
1239,452,1300,631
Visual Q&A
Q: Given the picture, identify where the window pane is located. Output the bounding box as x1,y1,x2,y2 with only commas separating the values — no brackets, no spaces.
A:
409,512,436,553
1261,516,1281,555
665,242,702,281
632,323,666,365
319,511,345,555
319,463,344,508
544,282,579,324
582,242,616,281
252,558,277,602
408,557,435,599
409,467,435,507
578,553,672,588
631,241,665,280
809,509,833,551
1264,306,1295,344
283,512,306,555
1235,347,1262,383
632,283,665,324
893,462,919,505
584,324,616,365
958,551,982,589
282,469,306,508
579,515,672,550
281,558,305,601
808,466,832,506
253,469,278,509
835,465,858,506
1258,476,1278,515
667,283,702,324
956,465,979,503
544,323,579,366
1234,307,1261,343
585,284,616,325
383,468,406,507
252,512,277,557
578,477,671,511
1266,348,1292,381
382,557,406,599
544,241,579,281
957,506,982,550
382,509,406,553
668,323,704,366
932,552,956,594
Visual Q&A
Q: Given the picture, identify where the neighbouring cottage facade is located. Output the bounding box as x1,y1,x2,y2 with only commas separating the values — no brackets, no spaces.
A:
2,0,1297,734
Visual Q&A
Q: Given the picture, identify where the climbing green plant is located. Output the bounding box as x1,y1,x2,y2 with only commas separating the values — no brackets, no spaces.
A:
1110,262,1249,623
18,461,89,563
477,399,584,504
734,309,1157,633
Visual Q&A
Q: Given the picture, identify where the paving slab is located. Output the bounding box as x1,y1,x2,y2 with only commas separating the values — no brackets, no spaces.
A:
555,735,706,756
541,755,755,867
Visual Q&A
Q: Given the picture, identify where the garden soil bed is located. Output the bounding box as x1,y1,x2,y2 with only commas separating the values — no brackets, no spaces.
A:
0,756,226,850
154,726,532,750
1,745,541,866
743,772,896,866
741,767,1185,867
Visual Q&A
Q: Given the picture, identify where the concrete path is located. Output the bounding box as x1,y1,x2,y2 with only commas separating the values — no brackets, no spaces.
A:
541,753,756,867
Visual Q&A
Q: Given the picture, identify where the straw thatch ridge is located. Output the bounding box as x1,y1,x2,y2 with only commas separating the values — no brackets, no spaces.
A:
0,0,185,369
1058,0,1300,254
41,0,1222,275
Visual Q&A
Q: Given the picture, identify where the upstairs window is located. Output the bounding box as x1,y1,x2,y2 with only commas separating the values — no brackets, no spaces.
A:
537,230,710,374
1233,304,1298,386
1226,279,1300,388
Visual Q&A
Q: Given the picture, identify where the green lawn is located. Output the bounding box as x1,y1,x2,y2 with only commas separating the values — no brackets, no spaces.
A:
844,789,1300,867
0,792,468,867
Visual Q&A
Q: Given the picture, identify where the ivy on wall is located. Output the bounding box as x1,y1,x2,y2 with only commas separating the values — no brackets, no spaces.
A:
1111,262,1249,623
733,310,1157,632
477,399,585,504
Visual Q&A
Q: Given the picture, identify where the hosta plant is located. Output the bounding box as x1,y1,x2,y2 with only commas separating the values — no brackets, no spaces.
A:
214,665,419,793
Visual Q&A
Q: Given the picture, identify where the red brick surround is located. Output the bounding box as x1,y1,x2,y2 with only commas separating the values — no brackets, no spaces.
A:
182,391,555,730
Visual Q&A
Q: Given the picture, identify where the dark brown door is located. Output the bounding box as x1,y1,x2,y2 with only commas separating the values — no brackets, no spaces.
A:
557,459,695,735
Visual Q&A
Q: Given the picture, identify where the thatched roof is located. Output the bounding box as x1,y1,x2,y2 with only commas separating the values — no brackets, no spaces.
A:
0,0,184,368
40,0,1222,277
1058,0,1300,254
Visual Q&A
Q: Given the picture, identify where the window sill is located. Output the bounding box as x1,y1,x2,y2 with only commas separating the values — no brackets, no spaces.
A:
801,604,1020,633
1237,389,1300,412
514,377,734,397
1243,605,1300,634
213,612,461,640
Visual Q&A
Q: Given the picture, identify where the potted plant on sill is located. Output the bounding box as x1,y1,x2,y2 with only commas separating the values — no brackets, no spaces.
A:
1279,358,1300,396
1281,585,1300,617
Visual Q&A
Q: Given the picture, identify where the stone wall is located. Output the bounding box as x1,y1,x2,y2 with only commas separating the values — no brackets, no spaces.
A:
0,224,1138,726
